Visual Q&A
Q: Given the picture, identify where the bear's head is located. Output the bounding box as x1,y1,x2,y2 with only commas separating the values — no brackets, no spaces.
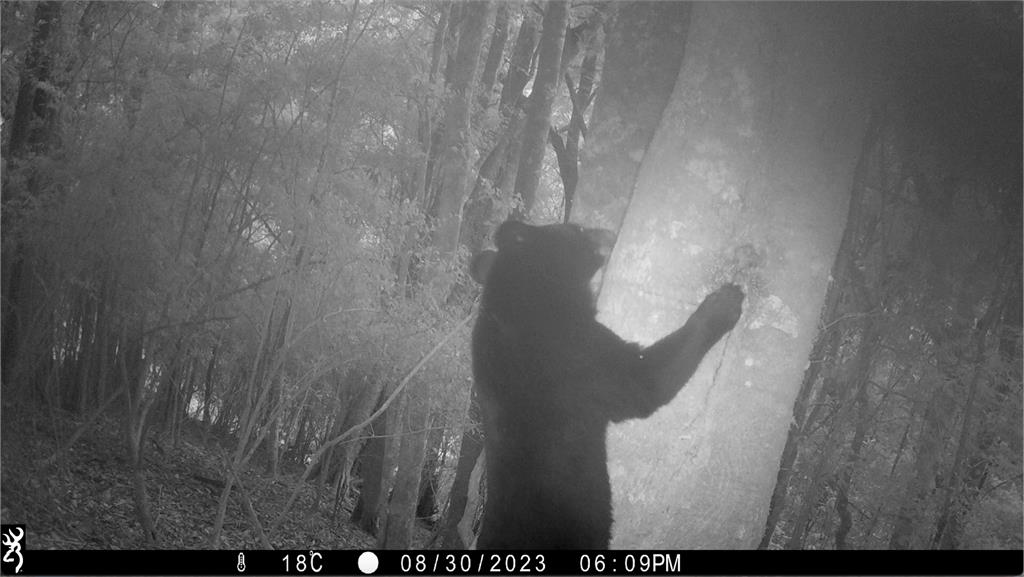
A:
470,220,616,318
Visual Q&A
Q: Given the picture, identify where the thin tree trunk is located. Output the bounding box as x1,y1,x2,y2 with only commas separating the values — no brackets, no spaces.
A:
202,345,218,434
429,1,493,261
441,3,463,88
551,19,602,223
511,0,569,219
478,2,510,109
441,391,483,548
429,3,451,84
499,6,541,114
122,321,158,545
352,418,387,536
381,387,431,549
459,449,486,548
416,426,444,522
460,109,526,253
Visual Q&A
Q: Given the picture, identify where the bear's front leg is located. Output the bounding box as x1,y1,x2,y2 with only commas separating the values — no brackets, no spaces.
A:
618,284,744,419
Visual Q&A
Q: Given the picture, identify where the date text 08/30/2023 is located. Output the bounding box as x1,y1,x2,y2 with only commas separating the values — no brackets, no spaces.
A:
396,552,683,574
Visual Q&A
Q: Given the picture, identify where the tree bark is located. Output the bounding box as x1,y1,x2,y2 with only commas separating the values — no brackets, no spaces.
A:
575,1,690,229
757,109,883,548
511,0,569,219
380,387,431,549
6,2,62,160
441,391,483,548
889,385,952,549
122,321,158,545
478,2,510,109
459,448,486,549
429,1,493,261
2,1,63,393
595,3,880,547
833,323,877,549
416,426,444,522
931,267,1006,549
351,418,387,536
552,20,602,223
498,6,540,115
201,345,218,431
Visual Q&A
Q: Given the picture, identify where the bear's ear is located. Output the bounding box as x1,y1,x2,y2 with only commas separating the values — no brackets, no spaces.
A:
470,250,497,284
494,220,530,250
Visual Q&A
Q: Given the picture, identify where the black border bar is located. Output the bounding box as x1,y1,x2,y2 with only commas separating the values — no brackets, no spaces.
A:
1,549,1021,576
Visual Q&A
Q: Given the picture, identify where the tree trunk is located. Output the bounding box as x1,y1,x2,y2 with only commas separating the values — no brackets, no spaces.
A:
498,6,540,114
460,109,526,253
351,417,387,536
2,1,63,394
575,1,691,228
511,0,569,219
889,387,952,549
416,426,443,523
478,2,510,109
201,345,218,432
326,368,386,487
931,273,1005,549
6,2,61,160
552,35,600,223
594,3,880,547
122,321,158,545
833,323,877,549
266,381,281,478
380,387,431,549
757,108,883,549
429,1,493,261
441,390,483,548
459,448,486,549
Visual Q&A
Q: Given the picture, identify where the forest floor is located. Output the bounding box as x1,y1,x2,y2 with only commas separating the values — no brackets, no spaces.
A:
0,402,430,550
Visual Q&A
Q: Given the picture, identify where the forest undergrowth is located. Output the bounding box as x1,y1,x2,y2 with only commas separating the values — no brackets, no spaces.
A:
0,403,409,550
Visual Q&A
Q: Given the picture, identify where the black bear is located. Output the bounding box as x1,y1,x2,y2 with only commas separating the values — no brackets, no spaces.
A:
468,220,744,549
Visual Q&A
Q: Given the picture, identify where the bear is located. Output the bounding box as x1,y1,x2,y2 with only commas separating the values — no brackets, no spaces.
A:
468,220,744,549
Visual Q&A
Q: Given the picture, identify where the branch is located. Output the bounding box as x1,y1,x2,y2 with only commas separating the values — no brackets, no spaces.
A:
269,309,476,533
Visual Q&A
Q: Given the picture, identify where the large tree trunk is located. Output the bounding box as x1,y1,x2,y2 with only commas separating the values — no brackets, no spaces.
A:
6,2,61,160
2,1,63,394
757,107,883,548
594,3,881,548
575,2,691,229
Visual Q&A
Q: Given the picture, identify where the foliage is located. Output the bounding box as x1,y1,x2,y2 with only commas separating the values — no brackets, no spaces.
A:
762,85,1022,550
1,1,483,547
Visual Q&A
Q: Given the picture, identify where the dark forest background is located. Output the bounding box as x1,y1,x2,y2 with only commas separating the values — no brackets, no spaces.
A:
0,1,1020,551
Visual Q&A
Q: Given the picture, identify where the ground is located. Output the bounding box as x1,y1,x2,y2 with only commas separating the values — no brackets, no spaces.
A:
0,403,407,549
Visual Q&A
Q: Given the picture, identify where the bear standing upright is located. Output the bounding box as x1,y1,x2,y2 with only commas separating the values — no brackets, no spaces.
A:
469,220,744,549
